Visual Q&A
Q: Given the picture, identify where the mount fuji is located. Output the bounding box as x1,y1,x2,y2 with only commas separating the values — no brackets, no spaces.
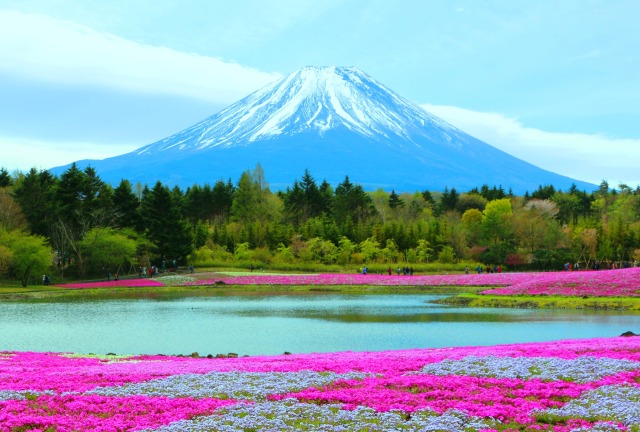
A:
53,66,595,194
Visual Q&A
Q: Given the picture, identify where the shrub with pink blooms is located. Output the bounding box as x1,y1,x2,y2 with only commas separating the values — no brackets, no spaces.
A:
1,337,639,431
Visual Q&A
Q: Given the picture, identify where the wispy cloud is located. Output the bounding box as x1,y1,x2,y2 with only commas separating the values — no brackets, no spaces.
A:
421,104,640,188
0,135,140,172
0,9,282,104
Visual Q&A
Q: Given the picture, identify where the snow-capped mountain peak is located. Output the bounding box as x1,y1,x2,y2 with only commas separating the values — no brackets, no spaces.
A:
55,66,595,194
137,66,454,155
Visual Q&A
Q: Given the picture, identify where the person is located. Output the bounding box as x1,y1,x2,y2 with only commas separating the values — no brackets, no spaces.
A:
465,266,469,274
114,273,119,281
189,264,194,273
106,271,111,281
388,267,392,275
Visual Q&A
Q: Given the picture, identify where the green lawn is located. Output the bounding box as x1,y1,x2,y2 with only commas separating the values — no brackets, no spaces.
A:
438,293,640,311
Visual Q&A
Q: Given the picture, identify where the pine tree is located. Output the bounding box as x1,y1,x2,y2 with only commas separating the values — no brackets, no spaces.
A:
11,168,57,237
388,189,404,210
140,181,193,264
112,179,141,230
0,168,12,187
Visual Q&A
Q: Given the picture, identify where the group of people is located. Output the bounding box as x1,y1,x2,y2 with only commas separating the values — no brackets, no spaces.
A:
105,272,119,281
138,266,159,278
563,262,580,271
358,266,415,275
475,265,502,274
391,266,414,276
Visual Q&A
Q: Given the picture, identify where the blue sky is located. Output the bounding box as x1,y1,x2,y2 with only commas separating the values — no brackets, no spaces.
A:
1,0,639,188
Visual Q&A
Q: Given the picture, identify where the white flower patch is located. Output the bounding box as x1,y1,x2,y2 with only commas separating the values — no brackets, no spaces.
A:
538,384,640,428
0,390,54,401
147,399,494,431
61,353,144,363
0,390,27,401
88,370,369,401
571,423,626,432
419,356,640,383
154,275,197,285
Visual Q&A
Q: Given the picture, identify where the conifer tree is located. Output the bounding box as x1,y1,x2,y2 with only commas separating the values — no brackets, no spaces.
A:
140,181,193,264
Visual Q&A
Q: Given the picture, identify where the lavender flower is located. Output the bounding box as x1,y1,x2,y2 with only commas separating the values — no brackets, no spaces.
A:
419,355,640,383
148,400,493,431
88,370,369,401
538,384,640,427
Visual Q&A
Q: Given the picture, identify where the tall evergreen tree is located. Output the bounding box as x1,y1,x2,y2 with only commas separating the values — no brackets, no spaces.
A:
139,181,193,264
112,179,141,230
388,189,404,210
0,168,12,187
439,187,459,213
211,179,234,223
334,176,376,231
231,170,261,224
11,168,57,237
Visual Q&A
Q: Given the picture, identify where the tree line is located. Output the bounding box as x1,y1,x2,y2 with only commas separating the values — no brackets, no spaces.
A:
0,164,639,286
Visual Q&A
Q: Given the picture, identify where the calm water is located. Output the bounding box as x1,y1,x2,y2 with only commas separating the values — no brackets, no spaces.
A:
1,294,638,356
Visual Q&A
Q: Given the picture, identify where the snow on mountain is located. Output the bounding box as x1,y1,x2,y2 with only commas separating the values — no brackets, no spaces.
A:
53,66,596,194
135,66,456,154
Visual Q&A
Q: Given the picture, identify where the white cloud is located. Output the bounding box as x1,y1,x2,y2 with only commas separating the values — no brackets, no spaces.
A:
421,104,640,189
0,135,139,172
0,9,282,104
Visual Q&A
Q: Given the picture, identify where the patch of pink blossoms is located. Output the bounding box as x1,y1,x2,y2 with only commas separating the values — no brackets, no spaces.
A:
0,337,639,430
56,279,165,289
480,267,640,297
54,267,640,297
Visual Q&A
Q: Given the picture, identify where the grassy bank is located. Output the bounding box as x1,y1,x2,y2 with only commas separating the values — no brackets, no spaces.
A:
0,283,478,302
438,293,640,311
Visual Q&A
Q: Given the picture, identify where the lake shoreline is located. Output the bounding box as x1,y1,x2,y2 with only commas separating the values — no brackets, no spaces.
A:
3,283,640,312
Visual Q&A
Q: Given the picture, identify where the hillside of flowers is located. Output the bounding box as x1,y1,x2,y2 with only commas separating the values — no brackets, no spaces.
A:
1,337,639,431
55,267,640,297
479,267,640,297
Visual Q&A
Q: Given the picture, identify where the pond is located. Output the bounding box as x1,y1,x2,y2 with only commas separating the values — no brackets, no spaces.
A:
1,294,638,356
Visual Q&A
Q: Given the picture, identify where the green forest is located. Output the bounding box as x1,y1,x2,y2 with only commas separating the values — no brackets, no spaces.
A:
1,163,639,286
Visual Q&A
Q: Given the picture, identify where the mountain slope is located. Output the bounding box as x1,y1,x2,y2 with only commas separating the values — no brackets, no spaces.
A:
54,66,595,194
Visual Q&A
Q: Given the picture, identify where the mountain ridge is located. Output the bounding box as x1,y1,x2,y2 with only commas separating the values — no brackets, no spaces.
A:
52,66,596,194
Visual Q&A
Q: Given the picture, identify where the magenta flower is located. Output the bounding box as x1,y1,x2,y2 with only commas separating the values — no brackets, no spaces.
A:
1,337,639,430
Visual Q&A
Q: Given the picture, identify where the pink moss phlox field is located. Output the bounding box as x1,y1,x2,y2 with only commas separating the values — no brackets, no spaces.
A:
55,279,165,289
183,267,640,297
53,267,640,297
481,267,640,297
271,374,590,423
186,271,537,287
1,337,639,430
0,394,234,432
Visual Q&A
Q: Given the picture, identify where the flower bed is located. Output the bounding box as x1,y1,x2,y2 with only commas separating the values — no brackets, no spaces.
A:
56,279,166,289
184,271,536,287
480,267,640,297
53,267,640,298
1,337,639,431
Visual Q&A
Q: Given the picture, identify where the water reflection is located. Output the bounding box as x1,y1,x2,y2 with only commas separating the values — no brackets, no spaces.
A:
0,294,638,356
